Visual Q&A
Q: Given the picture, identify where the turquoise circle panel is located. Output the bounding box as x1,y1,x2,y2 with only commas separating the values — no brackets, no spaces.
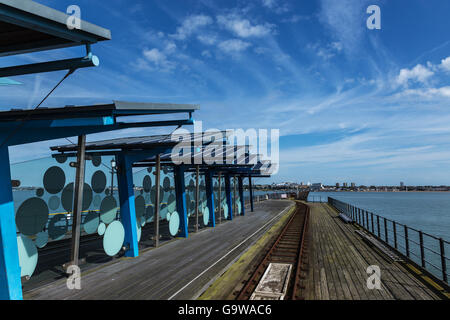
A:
100,196,118,224
83,211,100,235
97,222,106,236
35,231,49,249
17,234,38,277
169,211,180,237
103,221,125,256
203,207,210,226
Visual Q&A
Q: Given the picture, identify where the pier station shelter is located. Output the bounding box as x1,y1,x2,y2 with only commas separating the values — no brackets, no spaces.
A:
0,0,200,300
51,134,272,248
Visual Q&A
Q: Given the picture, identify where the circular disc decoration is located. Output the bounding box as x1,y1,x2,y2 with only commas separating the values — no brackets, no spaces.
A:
163,177,170,191
83,212,100,235
17,234,38,277
237,202,242,215
163,167,168,175
43,166,66,194
48,196,60,211
166,212,171,222
16,197,49,236
103,221,125,257
145,205,154,223
160,203,168,220
167,194,176,213
61,183,93,212
35,231,49,249
97,222,106,236
169,211,180,237
135,195,146,221
93,194,101,208
48,214,67,240
36,188,44,197
203,207,210,226
100,196,118,224
143,175,152,193
55,155,67,164
92,155,102,167
136,222,142,242
91,171,107,194
223,204,229,219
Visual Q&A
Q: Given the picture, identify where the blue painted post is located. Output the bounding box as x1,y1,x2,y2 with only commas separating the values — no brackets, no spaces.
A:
174,166,188,237
116,154,139,258
249,175,254,212
205,170,215,227
0,146,23,300
238,176,245,216
225,174,233,220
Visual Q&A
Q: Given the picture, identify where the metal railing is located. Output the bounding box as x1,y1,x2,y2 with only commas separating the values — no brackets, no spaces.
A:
328,197,449,285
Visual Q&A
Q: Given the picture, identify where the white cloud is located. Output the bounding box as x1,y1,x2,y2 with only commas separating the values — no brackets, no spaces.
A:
218,39,251,54
197,34,217,45
171,15,213,40
440,56,450,72
397,86,450,99
396,64,434,86
142,48,176,72
217,14,274,38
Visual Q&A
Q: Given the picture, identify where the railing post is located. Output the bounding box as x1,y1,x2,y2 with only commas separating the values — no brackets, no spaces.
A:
377,216,381,238
366,211,369,230
439,238,448,283
371,213,374,233
419,231,426,268
393,221,398,250
384,218,388,243
405,225,410,258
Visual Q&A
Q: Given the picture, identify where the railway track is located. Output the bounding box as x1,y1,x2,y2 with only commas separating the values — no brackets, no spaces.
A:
236,202,310,300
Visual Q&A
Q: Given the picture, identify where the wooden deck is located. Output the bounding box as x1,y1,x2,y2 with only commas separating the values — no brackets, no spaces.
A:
303,203,441,300
24,200,294,300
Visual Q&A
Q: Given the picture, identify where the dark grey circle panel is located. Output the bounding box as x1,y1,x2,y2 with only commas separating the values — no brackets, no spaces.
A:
91,170,107,194
43,166,66,194
16,198,49,236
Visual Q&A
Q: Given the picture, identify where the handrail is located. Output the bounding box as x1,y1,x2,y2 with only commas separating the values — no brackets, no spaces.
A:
328,197,449,284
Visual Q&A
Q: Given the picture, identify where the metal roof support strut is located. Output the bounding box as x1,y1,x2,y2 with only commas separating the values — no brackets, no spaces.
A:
174,166,188,238
0,146,22,300
116,154,139,257
154,155,161,248
205,170,215,228
225,174,233,221
68,135,86,269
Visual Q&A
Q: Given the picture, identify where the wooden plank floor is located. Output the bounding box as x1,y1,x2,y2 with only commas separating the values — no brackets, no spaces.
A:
24,200,294,300
303,203,440,300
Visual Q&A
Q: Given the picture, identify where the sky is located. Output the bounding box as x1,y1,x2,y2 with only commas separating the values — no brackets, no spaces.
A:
2,0,450,186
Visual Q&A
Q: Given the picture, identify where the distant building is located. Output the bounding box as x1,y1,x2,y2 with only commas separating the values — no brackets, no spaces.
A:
351,182,356,188
400,182,404,188
336,183,340,188
310,183,323,191
343,182,348,188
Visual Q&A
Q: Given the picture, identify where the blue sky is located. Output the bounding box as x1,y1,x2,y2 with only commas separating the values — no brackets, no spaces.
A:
2,0,450,186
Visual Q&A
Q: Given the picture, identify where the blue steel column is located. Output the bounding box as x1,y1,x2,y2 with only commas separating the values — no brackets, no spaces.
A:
0,146,22,300
249,175,254,212
205,170,215,227
116,154,139,257
238,176,245,216
174,166,188,237
225,174,233,220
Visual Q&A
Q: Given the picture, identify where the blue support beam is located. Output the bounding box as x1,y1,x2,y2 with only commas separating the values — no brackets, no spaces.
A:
116,154,139,257
0,146,22,300
249,176,254,212
238,177,245,216
205,170,215,227
174,166,189,238
225,174,233,220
